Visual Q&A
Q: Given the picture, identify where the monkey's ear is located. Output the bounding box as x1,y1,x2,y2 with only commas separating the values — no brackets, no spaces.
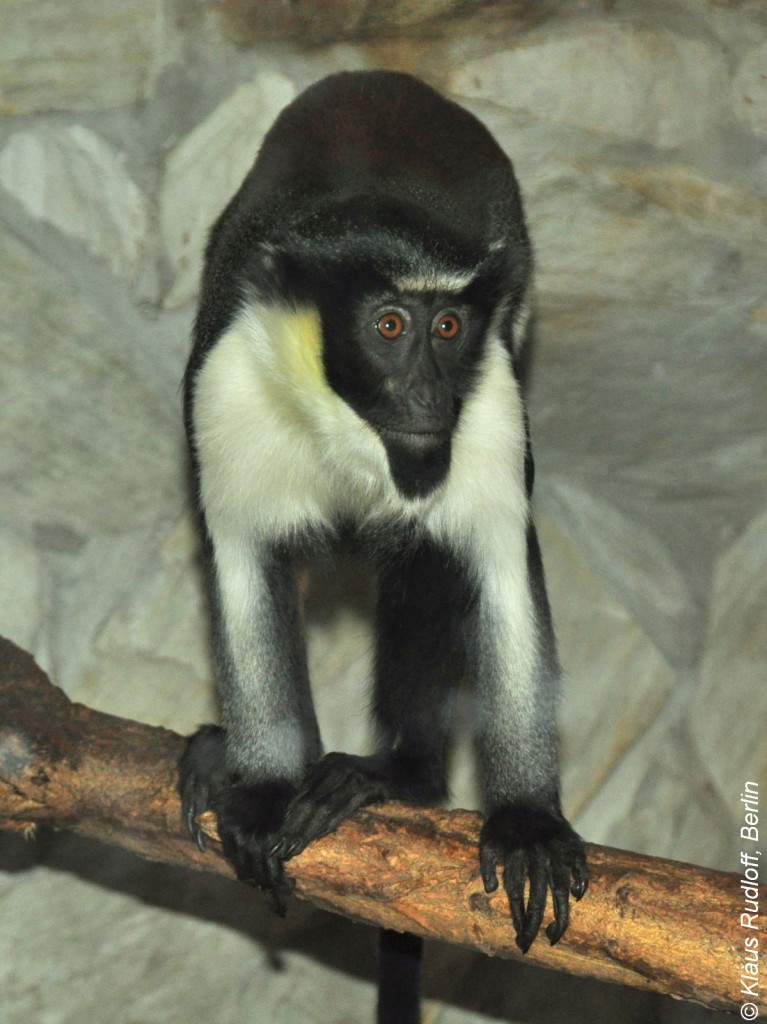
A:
254,242,284,280
257,242,282,275
244,242,293,298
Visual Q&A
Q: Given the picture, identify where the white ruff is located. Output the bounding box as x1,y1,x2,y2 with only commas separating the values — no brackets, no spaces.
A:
194,302,528,542
192,303,394,541
193,300,536,715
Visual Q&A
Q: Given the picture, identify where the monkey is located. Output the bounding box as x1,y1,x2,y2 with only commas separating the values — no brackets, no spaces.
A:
179,69,588,1018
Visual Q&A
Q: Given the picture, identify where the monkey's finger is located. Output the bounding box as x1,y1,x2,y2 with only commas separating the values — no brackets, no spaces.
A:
545,860,572,946
258,851,293,916
570,858,589,900
502,851,536,952
479,841,500,894
193,823,208,853
182,792,211,852
224,834,293,918
183,794,198,837
273,772,383,859
516,852,548,952
271,790,329,857
500,849,528,943
225,842,259,886
184,791,210,851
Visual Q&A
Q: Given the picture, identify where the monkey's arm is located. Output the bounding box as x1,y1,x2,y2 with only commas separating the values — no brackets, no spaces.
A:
179,536,322,908
472,522,588,952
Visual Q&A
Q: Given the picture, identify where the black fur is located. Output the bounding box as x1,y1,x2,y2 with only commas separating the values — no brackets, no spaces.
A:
179,70,587,1022
378,930,423,1024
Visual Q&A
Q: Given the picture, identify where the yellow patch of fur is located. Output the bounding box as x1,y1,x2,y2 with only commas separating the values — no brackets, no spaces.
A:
274,307,326,391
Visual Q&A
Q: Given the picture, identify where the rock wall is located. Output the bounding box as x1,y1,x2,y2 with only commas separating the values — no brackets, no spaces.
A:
0,2,764,1022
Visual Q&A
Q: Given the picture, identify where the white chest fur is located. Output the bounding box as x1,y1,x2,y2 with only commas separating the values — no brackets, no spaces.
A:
191,301,530,567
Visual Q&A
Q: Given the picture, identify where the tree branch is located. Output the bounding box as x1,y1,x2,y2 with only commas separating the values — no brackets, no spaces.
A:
0,636,759,1013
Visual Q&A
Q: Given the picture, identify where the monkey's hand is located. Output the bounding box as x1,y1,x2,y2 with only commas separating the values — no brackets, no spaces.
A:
179,725,297,915
270,752,389,860
479,804,588,953
271,748,450,860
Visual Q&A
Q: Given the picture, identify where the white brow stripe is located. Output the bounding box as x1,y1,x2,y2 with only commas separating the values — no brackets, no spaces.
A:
395,269,477,293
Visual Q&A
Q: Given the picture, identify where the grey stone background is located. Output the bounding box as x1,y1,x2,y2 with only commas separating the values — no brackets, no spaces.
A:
0,1,765,1021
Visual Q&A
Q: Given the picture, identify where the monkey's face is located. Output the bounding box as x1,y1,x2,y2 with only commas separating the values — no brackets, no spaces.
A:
318,281,493,500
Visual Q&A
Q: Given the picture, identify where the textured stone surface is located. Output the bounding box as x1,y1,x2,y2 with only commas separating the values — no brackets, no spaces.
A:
539,478,697,669
0,126,148,282
0,232,182,538
0,0,165,114
1,2,765,1021
0,530,45,656
690,509,767,816
160,72,297,308
75,517,216,731
0,834,378,1024
732,40,767,138
538,512,675,818
450,24,730,148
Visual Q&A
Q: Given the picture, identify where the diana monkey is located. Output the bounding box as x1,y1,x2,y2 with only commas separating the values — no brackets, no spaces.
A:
180,69,588,1014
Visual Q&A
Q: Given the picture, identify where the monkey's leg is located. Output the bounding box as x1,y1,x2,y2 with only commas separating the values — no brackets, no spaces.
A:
272,537,468,858
180,540,321,911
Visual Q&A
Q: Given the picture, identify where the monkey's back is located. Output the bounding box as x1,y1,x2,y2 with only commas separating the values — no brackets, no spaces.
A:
228,71,520,248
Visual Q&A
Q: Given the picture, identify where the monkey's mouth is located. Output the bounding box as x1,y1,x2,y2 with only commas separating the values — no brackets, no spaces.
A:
374,423,451,442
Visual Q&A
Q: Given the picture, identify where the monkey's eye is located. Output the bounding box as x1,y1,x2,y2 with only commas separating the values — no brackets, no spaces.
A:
433,311,462,340
376,310,406,340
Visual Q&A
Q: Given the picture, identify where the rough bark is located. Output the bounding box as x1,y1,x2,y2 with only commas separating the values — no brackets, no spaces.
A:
0,636,760,1014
